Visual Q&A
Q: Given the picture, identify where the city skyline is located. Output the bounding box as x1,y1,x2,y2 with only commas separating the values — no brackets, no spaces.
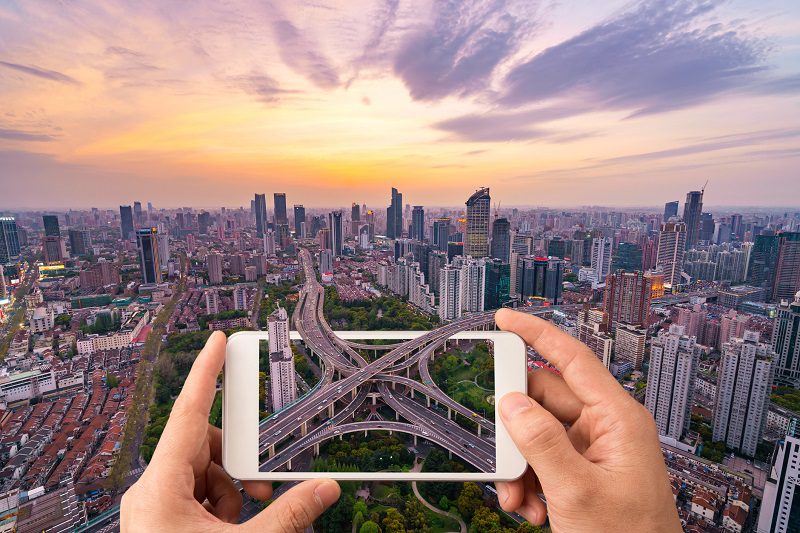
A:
2,0,800,209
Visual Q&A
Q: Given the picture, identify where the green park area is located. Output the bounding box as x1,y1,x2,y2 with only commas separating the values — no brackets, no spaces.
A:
324,286,439,330
429,341,496,422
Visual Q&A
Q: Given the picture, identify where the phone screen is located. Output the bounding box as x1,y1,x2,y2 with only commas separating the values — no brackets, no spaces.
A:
257,334,496,475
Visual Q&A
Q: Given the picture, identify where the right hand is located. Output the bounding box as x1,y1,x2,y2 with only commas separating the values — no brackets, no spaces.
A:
493,309,681,532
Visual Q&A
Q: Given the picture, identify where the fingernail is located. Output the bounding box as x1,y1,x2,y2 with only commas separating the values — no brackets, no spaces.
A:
500,393,534,420
314,480,340,508
496,483,509,504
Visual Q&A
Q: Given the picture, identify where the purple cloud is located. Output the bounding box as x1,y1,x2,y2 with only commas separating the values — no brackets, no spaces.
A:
0,128,56,142
272,18,340,89
0,60,80,85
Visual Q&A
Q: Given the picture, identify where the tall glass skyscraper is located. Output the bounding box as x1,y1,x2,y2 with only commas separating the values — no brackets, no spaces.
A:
682,189,703,249
433,217,451,252
254,193,268,238
136,227,161,284
328,210,343,256
293,205,306,238
0,216,20,263
465,187,490,257
411,206,425,241
386,187,402,239
42,215,60,237
119,205,135,240
490,217,510,263
273,193,288,225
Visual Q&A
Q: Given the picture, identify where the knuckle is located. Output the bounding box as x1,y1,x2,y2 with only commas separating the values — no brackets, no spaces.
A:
526,417,565,457
276,497,314,532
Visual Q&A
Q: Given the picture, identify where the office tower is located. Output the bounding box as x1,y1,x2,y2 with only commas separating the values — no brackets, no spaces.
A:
198,211,211,235
0,216,20,264
132,201,142,225
254,193,268,238
267,307,296,411
293,205,306,238
411,206,425,241
43,236,67,263
547,236,566,259
351,202,361,224
433,217,451,252
438,265,462,321
263,230,276,256
490,217,511,263
68,229,91,256
772,292,800,386
319,249,333,274
136,228,161,285
119,205,134,240
748,232,780,301
612,242,642,272
758,432,800,533
713,220,732,244
464,187,490,257
773,232,800,304
157,233,170,265
358,225,370,249
712,331,774,457
603,270,652,330
656,221,687,288
512,233,533,256
590,237,612,285
364,210,376,241
699,212,715,243
273,193,288,225
615,323,647,370
484,259,510,310
207,253,223,285
386,187,402,239
205,289,220,315
447,241,464,262
663,201,679,221
730,214,743,240
645,324,699,441
457,256,486,313
328,211,343,256
683,189,704,249
427,250,447,296
42,215,60,237
517,256,564,304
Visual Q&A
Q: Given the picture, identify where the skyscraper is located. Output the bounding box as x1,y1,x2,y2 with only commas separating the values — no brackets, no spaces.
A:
351,203,361,224
590,237,612,286
411,206,425,241
254,193,268,238
438,265,462,321
682,189,704,249
484,259,510,310
364,210,375,241
517,256,564,304
612,242,643,272
699,212,715,243
273,193,288,225
712,331,774,457
773,232,800,304
663,201,679,221
43,236,66,263
133,201,143,224
267,307,297,411
293,205,306,238
615,323,647,370
757,432,800,533
603,270,652,330
772,292,800,386
656,221,687,288
490,217,511,263
263,229,276,256
645,324,699,441
386,187,402,239
119,205,134,240
456,256,486,313
205,289,220,315
136,228,161,285
0,216,20,263
68,229,91,256
328,211,343,256
748,232,780,301
465,187,490,257
42,215,60,237
433,217,451,252
207,253,223,285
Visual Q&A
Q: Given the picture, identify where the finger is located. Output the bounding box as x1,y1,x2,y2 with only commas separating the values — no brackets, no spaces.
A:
515,470,547,525
499,391,588,489
496,309,623,407
245,479,340,533
207,425,274,501
205,462,243,524
495,467,533,511
154,331,226,468
528,369,583,424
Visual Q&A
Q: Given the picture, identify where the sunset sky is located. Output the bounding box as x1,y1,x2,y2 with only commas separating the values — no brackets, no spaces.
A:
1,0,799,209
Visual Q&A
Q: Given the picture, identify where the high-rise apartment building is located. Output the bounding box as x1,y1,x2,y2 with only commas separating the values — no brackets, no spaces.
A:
773,232,800,304
119,205,134,240
603,270,652,330
456,256,486,313
490,217,511,263
133,201,143,224
254,193,268,238
364,210,375,241
273,193,288,226
712,331,774,457
578,321,613,368
293,205,306,238
683,189,704,249
590,237,612,285
663,201,679,221
411,206,425,241
772,292,800,386
328,211,343,256
319,249,333,274
757,432,800,533
263,229,276,256
656,221,687,288
233,284,249,311
42,215,60,237
205,289,220,315
136,228,161,285
747,232,780,301
645,324,699,441
68,229,91,256
464,187,490,257
433,217,451,252
386,187,402,239
0,216,20,264
438,265,462,321
615,323,647,370
267,307,296,411
207,253,223,285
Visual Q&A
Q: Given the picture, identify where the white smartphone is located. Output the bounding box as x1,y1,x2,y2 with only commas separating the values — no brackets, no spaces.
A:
223,329,528,481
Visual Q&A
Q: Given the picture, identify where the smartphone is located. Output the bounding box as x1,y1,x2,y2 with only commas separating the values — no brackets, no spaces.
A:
223,329,528,481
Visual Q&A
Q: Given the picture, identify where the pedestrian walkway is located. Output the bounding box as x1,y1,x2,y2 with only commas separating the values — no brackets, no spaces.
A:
410,461,466,533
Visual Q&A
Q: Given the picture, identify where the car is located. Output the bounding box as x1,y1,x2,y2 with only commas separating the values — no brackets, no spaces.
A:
297,416,302,421
273,431,281,436
334,429,341,434
421,431,429,436
317,405,324,410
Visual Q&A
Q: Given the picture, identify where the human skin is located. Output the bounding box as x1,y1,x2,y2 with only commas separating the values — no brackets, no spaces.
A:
493,308,682,532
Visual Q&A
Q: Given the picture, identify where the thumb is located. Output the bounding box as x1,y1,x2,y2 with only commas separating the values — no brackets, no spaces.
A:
500,392,587,490
244,479,340,532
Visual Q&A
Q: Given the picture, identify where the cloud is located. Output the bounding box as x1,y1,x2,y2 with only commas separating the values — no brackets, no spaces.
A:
229,73,298,103
433,105,589,141
272,18,340,89
393,0,539,101
0,60,80,85
0,128,56,142
499,0,769,115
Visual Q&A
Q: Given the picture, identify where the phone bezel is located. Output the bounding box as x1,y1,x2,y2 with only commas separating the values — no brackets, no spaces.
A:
223,330,528,481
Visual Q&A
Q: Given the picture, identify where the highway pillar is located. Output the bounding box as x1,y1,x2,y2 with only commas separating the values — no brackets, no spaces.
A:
392,381,396,390
372,395,376,405
395,411,400,421
301,422,308,437
328,404,334,418
364,430,368,438
352,388,357,399
287,458,292,470
268,445,275,458
447,407,452,420
448,450,452,460
426,395,430,408
313,443,319,456
413,435,417,446
478,424,482,437
410,388,415,399
406,367,410,378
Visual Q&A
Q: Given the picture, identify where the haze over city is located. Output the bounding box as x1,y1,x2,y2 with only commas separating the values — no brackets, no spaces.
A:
2,0,800,209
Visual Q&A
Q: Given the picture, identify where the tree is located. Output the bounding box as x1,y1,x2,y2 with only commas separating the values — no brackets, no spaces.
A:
105,372,120,389
516,523,547,533
438,495,449,510
457,482,484,522
382,507,405,533
353,511,365,532
468,506,501,533
360,521,382,533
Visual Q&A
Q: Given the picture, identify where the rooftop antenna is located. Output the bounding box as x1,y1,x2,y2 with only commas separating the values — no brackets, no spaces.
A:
701,180,708,195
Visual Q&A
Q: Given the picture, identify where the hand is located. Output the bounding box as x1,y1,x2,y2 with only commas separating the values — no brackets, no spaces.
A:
121,331,341,532
493,309,681,532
